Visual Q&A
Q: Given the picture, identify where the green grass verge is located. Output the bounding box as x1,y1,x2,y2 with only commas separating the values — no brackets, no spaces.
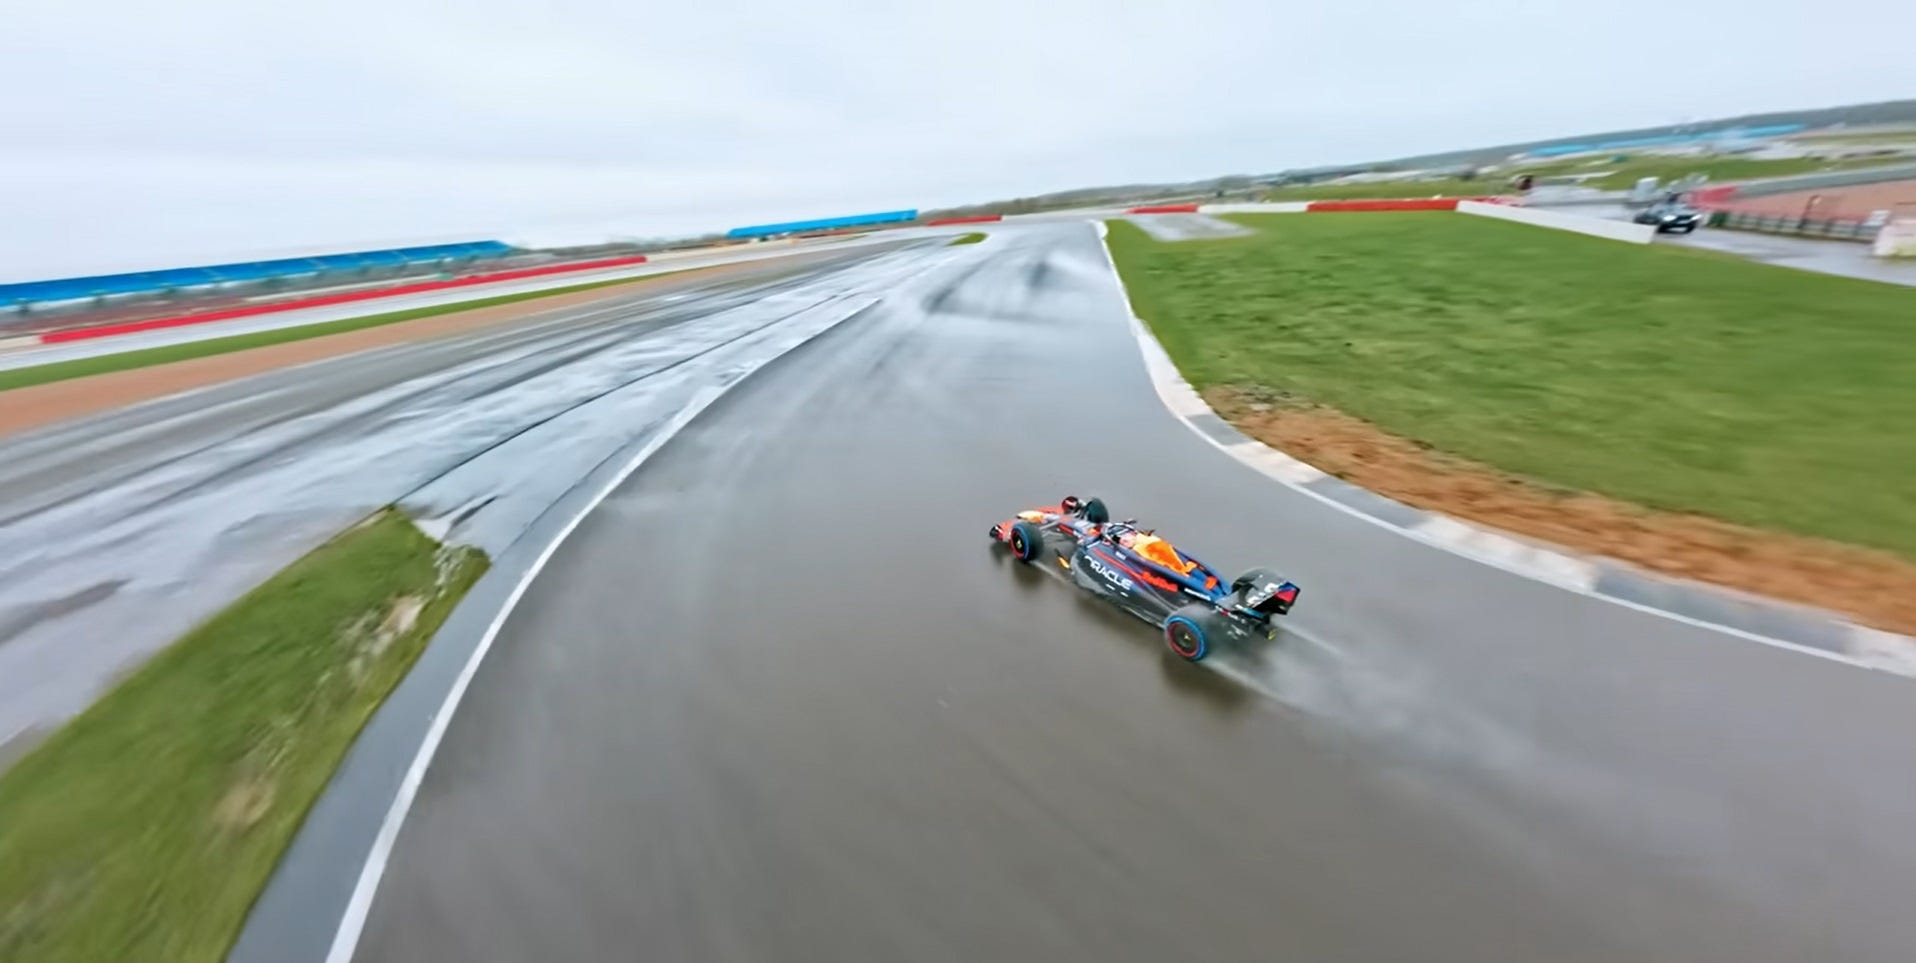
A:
0,270,680,394
948,232,988,246
0,509,487,962
1106,214,1916,557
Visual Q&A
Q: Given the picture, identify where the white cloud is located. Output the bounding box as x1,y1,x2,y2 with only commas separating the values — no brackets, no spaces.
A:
1,0,1911,279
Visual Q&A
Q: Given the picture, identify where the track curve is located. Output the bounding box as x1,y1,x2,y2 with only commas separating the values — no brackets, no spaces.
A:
334,222,1916,962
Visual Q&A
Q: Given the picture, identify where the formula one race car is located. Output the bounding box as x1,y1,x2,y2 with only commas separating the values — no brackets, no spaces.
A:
988,495,1300,662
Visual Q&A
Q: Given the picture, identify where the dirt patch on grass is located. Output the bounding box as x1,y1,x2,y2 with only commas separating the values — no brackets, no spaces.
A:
1208,387,1916,637
345,595,425,687
212,775,277,832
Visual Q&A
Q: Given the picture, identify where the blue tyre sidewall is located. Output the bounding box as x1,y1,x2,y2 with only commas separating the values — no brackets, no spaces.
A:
1165,615,1209,661
1010,521,1043,562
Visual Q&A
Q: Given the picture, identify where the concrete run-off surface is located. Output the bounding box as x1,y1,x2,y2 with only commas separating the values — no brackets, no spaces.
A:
228,222,1916,963
1126,212,1253,241
1547,201,1916,287
0,243,935,754
1664,227,1916,286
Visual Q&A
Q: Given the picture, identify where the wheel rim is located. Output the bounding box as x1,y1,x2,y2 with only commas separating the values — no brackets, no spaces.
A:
1167,621,1201,656
1012,530,1030,558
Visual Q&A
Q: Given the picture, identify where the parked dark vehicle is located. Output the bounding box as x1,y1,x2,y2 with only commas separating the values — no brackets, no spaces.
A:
1634,200,1703,234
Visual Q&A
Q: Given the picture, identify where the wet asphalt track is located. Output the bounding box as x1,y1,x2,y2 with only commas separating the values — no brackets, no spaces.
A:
1661,226,1916,286
0,243,927,753
345,223,1916,962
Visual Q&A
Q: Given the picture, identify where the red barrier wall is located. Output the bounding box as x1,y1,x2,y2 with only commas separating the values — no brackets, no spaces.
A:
39,255,651,344
1127,204,1201,214
1306,198,1463,212
1690,186,1738,208
924,215,1003,225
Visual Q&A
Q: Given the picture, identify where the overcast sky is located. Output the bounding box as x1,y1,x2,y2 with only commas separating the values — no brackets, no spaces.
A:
3,0,1911,280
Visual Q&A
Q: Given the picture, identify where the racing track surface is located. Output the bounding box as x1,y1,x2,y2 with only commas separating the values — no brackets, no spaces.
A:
0,242,928,754
0,234,903,372
346,222,1916,962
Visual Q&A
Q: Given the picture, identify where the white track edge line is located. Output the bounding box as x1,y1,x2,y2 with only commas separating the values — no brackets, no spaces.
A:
321,382,724,963
1092,222,1913,677
323,292,883,961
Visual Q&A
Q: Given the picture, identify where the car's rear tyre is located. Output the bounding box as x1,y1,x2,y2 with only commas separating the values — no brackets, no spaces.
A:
1164,605,1214,662
1081,497,1110,525
1008,520,1046,563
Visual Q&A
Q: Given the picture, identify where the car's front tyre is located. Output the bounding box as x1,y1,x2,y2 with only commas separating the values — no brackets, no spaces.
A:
1008,520,1046,563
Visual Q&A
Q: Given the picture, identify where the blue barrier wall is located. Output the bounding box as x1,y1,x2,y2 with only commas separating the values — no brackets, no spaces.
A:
1525,124,1808,158
0,240,515,307
725,210,918,239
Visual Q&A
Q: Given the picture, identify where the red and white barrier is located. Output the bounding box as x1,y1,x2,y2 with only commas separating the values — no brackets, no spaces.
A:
1192,198,1510,215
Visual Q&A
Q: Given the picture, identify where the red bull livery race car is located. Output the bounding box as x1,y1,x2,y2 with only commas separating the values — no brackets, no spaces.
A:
988,495,1300,661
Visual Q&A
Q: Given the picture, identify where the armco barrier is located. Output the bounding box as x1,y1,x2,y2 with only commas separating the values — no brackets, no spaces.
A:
1127,204,1201,214
38,255,650,344
1713,211,1877,242
1455,200,1656,244
924,215,1003,226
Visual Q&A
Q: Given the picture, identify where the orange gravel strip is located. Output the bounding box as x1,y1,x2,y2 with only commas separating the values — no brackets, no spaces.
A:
1208,389,1916,637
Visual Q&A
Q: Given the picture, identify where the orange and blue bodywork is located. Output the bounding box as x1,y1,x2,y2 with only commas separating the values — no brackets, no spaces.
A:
989,496,1300,662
